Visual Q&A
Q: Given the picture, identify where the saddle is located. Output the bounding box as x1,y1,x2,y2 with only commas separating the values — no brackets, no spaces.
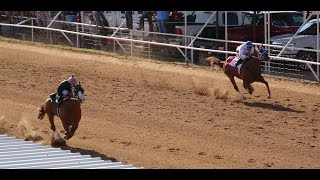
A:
49,93,62,117
50,93,57,103
49,93,68,106
226,56,239,73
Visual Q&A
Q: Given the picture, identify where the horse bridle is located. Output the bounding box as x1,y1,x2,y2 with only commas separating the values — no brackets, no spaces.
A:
73,83,85,102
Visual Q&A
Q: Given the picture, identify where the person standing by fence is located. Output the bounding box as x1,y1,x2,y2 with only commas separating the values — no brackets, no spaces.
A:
94,11,110,35
125,11,133,30
136,11,154,32
156,11,169,34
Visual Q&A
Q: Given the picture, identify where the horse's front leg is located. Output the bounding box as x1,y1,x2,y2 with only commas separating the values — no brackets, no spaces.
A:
228,75,245,99
48,114,63,140
256,76,271,99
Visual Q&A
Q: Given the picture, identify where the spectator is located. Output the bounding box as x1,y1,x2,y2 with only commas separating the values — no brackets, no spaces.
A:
88,13,98,34
156,11,169,34
94,11,110,35
125,11,133,29
137,11,154,32
87,13,101,49
63,11,78,22
35,11,45,26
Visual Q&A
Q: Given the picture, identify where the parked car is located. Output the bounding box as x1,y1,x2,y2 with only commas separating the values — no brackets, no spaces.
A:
270,18,320,71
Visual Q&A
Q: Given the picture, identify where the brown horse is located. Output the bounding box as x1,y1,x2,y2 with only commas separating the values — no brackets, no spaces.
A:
37,83,85,140
207,48,271,99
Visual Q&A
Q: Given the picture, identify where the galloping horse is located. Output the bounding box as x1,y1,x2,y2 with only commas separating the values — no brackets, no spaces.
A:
37,82,85,140
207,47,271,99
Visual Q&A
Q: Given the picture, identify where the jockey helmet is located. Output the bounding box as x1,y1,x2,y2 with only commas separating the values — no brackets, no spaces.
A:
68,75,78,86
245,41,253,47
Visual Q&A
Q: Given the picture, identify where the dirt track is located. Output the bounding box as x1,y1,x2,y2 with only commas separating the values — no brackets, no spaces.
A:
0,38,319,169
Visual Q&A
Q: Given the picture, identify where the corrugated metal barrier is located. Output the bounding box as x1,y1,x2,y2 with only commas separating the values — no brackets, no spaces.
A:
0,134,139,169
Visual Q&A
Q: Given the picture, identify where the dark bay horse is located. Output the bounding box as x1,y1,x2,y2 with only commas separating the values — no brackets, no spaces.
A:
207,47,271,99
37,83,85,140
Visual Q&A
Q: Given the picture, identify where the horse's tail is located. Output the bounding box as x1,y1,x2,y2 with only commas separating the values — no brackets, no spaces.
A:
37,104,46,120
206,56,224,68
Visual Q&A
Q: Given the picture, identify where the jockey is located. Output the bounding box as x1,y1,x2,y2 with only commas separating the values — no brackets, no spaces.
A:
235,41,255,67
56,75,78,105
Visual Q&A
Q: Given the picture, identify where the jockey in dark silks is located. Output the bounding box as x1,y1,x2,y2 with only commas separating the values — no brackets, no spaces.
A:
56,75,78,106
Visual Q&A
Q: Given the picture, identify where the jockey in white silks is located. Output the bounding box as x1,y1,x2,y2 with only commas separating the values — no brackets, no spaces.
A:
230,41,255,73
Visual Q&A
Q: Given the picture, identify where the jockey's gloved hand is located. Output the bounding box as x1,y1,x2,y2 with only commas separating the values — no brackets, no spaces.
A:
259,46,266,54
244,53,251,60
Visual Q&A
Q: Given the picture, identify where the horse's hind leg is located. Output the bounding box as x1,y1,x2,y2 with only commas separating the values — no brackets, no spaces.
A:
256,76,271,99
48,113,56,132
249,85,254,93
243,81,253,94
228,75,245,99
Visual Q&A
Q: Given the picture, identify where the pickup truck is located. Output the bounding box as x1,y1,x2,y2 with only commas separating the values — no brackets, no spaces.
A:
168,11,304,62
171,11,254,44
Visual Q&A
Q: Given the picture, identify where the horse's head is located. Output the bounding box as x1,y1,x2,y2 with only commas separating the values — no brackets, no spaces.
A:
258,46,270,61
74,81,85,103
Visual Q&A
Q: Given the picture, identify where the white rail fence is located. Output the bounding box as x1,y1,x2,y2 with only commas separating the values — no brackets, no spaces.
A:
0,18,319,81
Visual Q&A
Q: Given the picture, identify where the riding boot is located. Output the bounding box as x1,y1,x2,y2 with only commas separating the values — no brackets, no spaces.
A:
236,59,244,66
55,95,62,106
55,96,59,104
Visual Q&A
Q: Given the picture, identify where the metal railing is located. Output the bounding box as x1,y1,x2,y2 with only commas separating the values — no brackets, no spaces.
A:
0,14,319,82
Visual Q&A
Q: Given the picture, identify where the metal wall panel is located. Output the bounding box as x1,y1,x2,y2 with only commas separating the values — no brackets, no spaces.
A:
0,134,139,169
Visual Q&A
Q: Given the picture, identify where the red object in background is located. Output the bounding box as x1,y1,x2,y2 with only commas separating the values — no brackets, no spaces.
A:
175,28,182,35
171,11,184,22
77,13,81,23
106,38,114,45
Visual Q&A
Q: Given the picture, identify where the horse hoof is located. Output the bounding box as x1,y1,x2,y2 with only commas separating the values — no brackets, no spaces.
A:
51,138,66,147
267,95,271,99
53,131,61,140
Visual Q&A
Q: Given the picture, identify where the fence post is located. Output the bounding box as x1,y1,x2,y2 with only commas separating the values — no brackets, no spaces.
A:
130,30,133,57
76,24,79,48
148,42,151,59
31,19,34,42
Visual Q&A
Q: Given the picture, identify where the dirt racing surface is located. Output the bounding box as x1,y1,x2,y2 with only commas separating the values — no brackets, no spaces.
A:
0,38,319,169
